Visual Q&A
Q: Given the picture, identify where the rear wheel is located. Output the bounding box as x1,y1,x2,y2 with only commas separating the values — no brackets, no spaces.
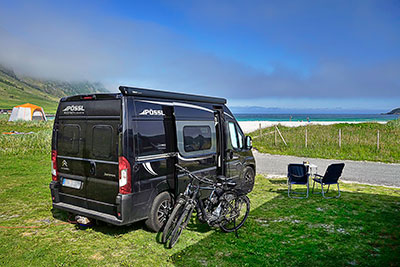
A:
145,192,172,232
220,194,250,233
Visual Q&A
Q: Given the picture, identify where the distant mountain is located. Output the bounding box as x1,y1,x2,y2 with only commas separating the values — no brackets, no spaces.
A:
0,64,108,113
229,105,386,114
20,77,108,98
386,108,400,115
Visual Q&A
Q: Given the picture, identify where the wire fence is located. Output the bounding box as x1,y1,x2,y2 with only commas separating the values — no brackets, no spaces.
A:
252,123,400,163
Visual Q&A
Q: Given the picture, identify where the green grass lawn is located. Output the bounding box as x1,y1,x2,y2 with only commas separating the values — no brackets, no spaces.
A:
250,120,400,163
1,119,399,266
0,153,399,266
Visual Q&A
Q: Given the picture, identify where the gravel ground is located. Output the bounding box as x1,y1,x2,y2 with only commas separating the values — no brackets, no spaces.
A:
253,150,400,187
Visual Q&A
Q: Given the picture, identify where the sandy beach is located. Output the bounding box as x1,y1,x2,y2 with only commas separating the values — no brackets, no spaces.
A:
238,120,387,134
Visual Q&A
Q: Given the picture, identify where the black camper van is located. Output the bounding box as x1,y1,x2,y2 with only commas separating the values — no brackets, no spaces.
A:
50,86,255,231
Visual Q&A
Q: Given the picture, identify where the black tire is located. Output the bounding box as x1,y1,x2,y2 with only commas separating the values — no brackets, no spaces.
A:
162,198,186,244
145,192,172,232
220,194,250,233
243,166,255,193
168,204,194,248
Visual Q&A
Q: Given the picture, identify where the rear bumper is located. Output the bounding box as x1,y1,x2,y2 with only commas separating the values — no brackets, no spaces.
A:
53,201,124,225
50,181,140,226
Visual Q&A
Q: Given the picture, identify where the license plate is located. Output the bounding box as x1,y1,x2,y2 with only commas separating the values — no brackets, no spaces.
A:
62,178,82,189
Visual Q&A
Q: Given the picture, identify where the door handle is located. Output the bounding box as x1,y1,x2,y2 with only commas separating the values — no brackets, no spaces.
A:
89,161,96,176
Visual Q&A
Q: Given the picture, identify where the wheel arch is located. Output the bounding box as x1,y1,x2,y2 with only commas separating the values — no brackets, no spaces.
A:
146,180,174,217
247,163,256,174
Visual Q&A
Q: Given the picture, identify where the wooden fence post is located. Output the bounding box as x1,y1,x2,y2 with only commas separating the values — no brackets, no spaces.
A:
377,130,380,150
259,123,262,138
275,126,287,146
274,127,277,145
339,129,342,148
305,128,308,148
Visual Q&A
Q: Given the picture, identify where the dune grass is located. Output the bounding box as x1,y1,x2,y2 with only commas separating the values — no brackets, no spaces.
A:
250,120,400,163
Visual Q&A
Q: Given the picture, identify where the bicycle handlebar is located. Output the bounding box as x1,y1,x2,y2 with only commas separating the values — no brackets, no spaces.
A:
175,164,215,185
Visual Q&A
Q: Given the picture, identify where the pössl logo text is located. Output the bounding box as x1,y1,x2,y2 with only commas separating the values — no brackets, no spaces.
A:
63,105,85,112
139,109,165,116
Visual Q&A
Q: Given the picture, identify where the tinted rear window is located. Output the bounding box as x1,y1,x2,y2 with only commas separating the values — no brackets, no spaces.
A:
59,124,80,155
92,125,113,159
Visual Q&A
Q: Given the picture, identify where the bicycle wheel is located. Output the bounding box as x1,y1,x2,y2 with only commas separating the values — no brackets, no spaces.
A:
162,198,186,244
168,204,194,248
219,194,250,233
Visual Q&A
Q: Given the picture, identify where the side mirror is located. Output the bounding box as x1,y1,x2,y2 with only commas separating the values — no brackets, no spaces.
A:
245,136,252,150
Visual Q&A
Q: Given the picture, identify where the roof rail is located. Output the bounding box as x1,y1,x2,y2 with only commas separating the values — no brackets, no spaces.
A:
119,86,227,104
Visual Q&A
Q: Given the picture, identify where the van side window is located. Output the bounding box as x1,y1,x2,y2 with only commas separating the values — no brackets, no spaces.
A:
136,121,167,156
92,125,113,159
176,120,216,157
237,125,244,148
228,122,239,149
59,124,80,155
183,126,212,152
228,121,243,150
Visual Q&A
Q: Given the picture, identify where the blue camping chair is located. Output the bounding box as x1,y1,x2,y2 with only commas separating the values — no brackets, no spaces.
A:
312,163,345,199
287,164,309,199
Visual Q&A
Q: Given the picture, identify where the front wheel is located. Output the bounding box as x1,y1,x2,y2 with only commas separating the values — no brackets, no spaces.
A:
162,198,186,244
242,166,255,193
167,205,194,248
220,194,250,233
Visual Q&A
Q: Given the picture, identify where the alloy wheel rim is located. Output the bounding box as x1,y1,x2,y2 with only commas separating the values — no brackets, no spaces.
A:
157,199,171,224
245,170,254,182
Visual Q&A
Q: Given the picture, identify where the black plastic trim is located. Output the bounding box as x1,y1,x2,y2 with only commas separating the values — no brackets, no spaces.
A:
119,86,227,104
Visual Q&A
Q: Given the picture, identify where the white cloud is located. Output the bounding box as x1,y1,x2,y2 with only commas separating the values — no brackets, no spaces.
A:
0,0,399,105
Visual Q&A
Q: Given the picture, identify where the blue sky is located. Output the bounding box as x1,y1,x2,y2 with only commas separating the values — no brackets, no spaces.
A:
0,0,399,112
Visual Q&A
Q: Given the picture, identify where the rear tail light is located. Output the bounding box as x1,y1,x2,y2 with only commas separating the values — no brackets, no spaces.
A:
119,156,131,194
51,150,58,181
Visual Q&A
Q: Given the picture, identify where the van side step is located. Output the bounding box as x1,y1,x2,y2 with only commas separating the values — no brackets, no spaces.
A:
53,202,124,225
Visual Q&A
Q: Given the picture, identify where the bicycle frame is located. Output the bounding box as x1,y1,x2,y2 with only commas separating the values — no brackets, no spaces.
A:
175,164,243,226
163,164,250,248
